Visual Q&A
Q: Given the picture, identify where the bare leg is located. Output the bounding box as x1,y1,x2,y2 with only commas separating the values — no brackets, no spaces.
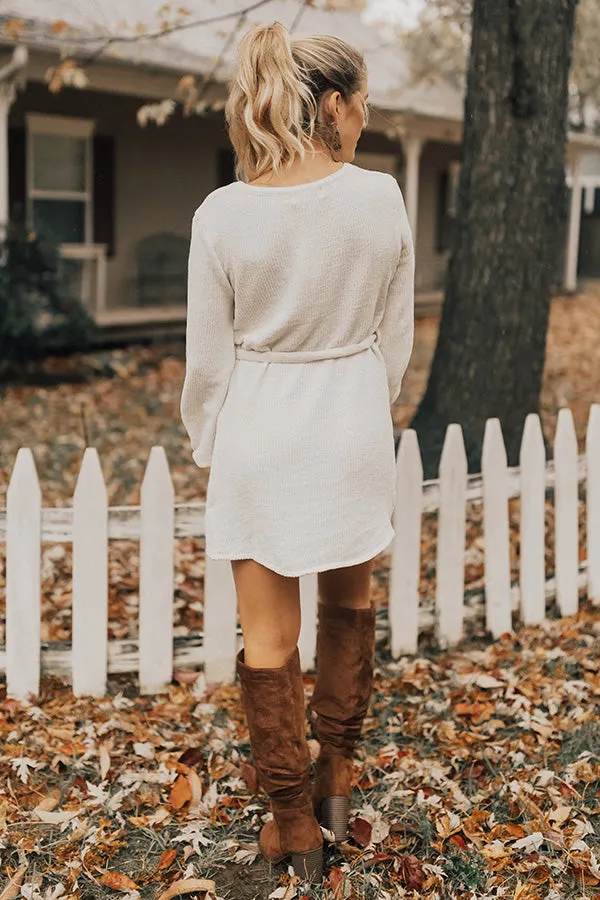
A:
232,558,323,880
317,557,375,610
231,558,301,668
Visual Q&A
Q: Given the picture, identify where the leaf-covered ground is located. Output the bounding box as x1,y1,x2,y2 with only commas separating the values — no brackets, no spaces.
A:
4,602,600,899
1,286,600,898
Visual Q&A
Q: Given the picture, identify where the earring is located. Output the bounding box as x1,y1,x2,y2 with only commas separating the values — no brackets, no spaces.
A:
331,125,342,152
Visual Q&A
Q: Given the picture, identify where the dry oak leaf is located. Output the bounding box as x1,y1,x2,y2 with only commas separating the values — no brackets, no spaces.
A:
169,773,192,810
156,879,216,900
100,871,139,891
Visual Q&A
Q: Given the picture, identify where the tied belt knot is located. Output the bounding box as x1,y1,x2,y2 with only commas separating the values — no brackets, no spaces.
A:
235,332,379,364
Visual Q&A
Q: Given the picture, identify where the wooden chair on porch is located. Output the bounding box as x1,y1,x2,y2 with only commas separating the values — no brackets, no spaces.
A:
135,232,188,307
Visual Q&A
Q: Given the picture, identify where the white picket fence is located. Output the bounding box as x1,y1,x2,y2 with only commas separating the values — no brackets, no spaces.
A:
0,405,597,702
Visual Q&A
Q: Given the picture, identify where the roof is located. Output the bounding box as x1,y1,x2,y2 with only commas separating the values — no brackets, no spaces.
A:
1,0,465,119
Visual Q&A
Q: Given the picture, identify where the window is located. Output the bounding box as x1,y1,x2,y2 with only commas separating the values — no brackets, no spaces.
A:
26,114,95,244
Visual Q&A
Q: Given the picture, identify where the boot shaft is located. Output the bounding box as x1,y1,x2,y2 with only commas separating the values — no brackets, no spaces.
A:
309,602,376,752
236,646,311,799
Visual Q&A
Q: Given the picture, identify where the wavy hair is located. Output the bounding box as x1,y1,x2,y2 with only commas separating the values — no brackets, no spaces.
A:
224,21,367,183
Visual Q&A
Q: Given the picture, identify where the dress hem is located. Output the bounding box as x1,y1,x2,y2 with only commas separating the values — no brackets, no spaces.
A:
205,524,396,577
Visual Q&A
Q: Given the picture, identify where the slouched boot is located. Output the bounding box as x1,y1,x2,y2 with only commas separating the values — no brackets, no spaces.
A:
235,646,324,883
308,601,376,842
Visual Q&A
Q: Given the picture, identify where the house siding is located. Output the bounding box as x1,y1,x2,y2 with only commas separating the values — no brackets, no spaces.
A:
9,82,227,311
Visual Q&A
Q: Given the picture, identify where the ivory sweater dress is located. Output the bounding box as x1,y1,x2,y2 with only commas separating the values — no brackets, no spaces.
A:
180,161,415,577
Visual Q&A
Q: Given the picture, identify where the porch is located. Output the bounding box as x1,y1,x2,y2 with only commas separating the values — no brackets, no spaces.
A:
3,45,600,333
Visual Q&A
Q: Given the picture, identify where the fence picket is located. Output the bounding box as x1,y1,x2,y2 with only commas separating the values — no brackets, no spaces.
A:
6,449,41,700
204,556,238,683
482,419,512,638
519,414,546,624
298,573,319,670
436,424,467,648
72,449,108,697
390,429,423,656
555,407,580,616
139,447,174,695
587,404,600,605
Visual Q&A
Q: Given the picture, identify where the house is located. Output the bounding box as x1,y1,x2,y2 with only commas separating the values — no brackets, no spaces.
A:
2,0,600,336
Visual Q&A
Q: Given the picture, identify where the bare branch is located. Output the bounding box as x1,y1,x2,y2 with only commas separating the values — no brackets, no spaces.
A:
13,0,276,48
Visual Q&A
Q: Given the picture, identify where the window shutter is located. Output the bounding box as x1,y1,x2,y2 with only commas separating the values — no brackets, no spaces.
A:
93,135,115,256
8,127,27,225
436,169,449,253
217,146,236,187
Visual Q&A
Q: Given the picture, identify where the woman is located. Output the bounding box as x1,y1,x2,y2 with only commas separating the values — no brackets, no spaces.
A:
180,21,415,885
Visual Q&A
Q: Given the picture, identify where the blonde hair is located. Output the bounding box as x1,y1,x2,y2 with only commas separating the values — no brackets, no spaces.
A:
224,21,367,183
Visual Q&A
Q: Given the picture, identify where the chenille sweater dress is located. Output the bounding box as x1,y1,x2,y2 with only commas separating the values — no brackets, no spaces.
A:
180,161,415,577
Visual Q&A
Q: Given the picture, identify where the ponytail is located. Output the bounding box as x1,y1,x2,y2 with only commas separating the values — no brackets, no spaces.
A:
224,21,366,183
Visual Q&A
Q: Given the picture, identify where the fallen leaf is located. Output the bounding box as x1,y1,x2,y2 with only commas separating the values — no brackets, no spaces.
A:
169,773,192,810
34,793,60,813
187,768,204,814
398,854,425,891
99,742,111,780
100,871,139,891
0,864,28,900
547,805,571,826
157,847,177,870
178,746,204,768
349,816,372,847
156,879,216,900
33,808,82,824
475,674,505,689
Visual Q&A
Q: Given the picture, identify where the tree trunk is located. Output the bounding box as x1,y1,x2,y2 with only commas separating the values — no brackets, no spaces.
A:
410,0,578,479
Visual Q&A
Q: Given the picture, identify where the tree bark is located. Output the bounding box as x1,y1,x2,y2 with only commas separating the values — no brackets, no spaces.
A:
410,0,578,478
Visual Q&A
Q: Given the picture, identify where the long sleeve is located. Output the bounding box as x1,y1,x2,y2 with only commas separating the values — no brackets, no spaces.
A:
180,211,236,468
376,181,415,405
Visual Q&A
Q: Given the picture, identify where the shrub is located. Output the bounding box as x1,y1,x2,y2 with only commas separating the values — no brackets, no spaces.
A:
0,219,96,372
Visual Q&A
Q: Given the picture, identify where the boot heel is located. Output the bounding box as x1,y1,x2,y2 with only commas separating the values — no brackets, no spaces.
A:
321,796,350,842
291,845,324,883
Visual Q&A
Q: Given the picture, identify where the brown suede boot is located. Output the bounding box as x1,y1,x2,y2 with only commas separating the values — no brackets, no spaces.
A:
236,646,324,883
308,601,376,842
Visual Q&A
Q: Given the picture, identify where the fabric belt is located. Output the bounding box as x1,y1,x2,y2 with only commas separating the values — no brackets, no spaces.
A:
234,332,377,363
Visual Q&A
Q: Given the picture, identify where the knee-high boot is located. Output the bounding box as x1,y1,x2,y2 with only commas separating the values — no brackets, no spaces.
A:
308,601,376,842
236,645,324,883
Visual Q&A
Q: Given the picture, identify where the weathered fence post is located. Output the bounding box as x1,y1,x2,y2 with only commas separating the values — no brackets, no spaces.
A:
436,424,467,649
72,449,108,698
587,404,600,605
204,556,238,684
519,413,546,624
389,428,422,656
139,447,174,695
555,407,579,616
6,449,41,700
482,418,512,638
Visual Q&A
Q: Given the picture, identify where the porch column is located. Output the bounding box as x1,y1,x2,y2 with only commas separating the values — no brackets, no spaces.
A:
564,148,583,293
400,134,424,244
0,81,15,237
